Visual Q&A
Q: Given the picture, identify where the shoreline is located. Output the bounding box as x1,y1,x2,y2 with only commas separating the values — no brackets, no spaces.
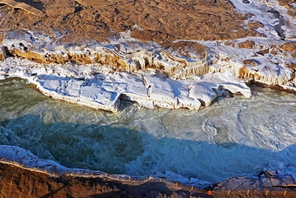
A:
0,28,296,113
0,145,296,197
0,54,253,112
0,162,211,198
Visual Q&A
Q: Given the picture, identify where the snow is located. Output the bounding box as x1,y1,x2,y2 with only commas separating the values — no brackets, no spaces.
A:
0,28,262,112
0,56,252,112
1,3,296,112
230,0,296,39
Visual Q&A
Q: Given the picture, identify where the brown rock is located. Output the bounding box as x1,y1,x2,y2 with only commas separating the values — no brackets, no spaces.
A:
12,49,48,64
163,41,207,59
271,48,278,56
256,48,269,56
0,0,44,16
286,62,296,69
237,40,255,49
243,59,259,67
131,29,153,42
0,48,4,61
0,163,209,198
68,53,92,64
281,42,296,52
288,7,296,17
0,0,263,46
278,0,296,17
224,41,235,47
278,0,294,6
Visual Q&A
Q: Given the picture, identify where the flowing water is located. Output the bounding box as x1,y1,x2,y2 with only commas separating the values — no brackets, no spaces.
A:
1,78,296,183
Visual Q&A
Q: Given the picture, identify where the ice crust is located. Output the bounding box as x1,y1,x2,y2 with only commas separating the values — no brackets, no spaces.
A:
0,145,212,188
0,34,293,113
1,5,296,112
230,0,296,39
1,78,296,184
0,34,251,111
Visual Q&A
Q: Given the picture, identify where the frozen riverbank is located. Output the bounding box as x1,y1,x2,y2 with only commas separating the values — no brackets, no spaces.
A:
1,78,296,185
1,27,296,112
0,29,256,112
1,145,296,198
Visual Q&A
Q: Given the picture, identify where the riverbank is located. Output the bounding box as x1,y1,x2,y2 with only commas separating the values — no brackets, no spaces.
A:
1,159,296,198
0,0,296,112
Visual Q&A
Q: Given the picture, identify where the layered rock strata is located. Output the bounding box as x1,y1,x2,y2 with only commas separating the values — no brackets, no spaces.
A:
2,32,209,79
0,30,255,112
2,31,296,111
0,0,295,112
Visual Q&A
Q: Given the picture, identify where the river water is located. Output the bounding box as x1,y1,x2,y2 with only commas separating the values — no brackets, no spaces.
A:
0,78,296,183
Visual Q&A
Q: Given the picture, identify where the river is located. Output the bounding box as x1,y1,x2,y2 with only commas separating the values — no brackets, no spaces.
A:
0,78,296,183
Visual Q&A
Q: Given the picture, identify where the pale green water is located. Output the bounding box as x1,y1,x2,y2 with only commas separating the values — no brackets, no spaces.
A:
1,78,296,182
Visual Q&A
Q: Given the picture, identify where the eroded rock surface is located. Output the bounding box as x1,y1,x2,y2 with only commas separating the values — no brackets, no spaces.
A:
0,1,295,111
0,0,262,43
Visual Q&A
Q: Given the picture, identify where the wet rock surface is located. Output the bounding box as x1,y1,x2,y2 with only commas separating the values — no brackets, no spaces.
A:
1,162,296,198
0,162,211,198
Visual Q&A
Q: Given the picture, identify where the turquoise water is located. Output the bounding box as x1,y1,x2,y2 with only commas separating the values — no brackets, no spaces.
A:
1,78,296,182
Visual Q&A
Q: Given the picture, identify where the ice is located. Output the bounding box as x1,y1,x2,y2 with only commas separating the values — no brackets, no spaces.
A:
0,56,253,112
1,79,296,184
1,12,296,112
230,0,296,39
0,145,106,176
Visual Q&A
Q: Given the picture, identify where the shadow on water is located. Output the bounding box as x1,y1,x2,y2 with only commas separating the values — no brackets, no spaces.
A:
1,78,296,183
1,114,296,183
0,114,145,174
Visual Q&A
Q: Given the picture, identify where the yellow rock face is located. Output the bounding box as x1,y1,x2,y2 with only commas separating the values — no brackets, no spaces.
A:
2,39,210,79
69,53,92,65
0,0,43,16
13,49,48,64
